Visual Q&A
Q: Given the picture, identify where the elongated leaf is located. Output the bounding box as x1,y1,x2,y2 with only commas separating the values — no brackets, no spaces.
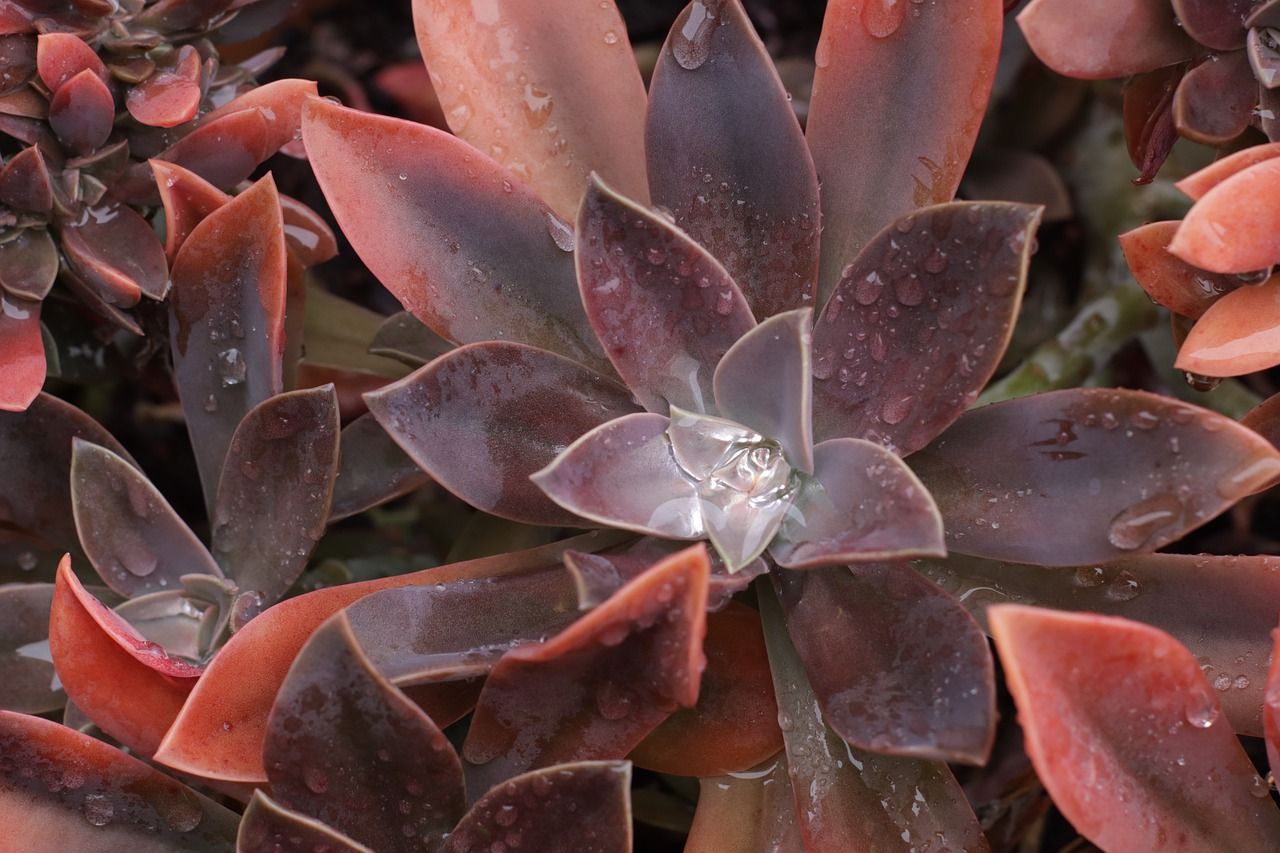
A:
136,110,270,200
412,0,648,220
300,284,408,379
912,389,1280,565
0,295,43,412
264,616,465,852
685,759,802,853
1120,220,1239,319
811,202,1041,454
0,583,61,713
197,79,318,160
302,98,609,373
1171,159,1280,274
0,710,239,853
759,583,991,851
773,563,994,764
154,532,626,782
1176,143,1280,200
329,413,431,522
367,311,454,368
237,791,372,853
1176,276,1280,377
1243,392,1280,448
807,0,1002,298
646,0,820,318
72,439,221,598
366,342,638,526
169,174,287,511
990,605,1280,852
463,545,710,792
1018,0,1196,79
210,385,339,605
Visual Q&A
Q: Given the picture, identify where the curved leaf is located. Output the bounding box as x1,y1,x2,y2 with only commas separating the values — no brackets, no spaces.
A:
807,0,1002,297
366,342,638,526
577,175,756,414
0,148,52,216
1265,624,1280,777
412,0,648,220
1173,0,1252,51
237,791,372,853
1017,0,1196,79
302,98,609,373
1176,142,1280,200
1124,64,1184,183
990,605,1280,852
0,295,43,412
35,32,105,90
1243,391,1280,448
1175,276,1280,377
462,544,710,792
1119,220,1239,319
197,79,318,160
169,174,287,510
141,110,270,198
646,0,820,318
0,228,57,301
125,46,200,128
0,710,239,853
61,201,170,304
1170,158,1280,274
912,389,1280,565
1173,52,1256,145
329,413,431,522
0,583,61,713
48,68,112,154
150,159,230,263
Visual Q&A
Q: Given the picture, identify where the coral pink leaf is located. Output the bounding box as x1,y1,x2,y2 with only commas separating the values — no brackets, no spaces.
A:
462,545,710,791
917,551,1280,737
211,385,339,605
1171,0,1253,51
914,389,1280,565
1177,143,1280,200
772,438,944,569
686,759,802,853
807,0,1002,298
125,45,200,128
154,532,625,782
443,761,633,853
646,0,820,317
61,199,170,304
990,605,1280,851
532,412,703,538
630,601,782,777
0,145,52,213
35,32,104,90
1173,52,1257,145
812,202,1041,454
148,109,271,195
1170,159,1280,274
0,583,61,713
49,558,200,757
0,296,42,412
264,615,465,852
365,342,638,526
1018,0,1196,79
71,439,220,598
759,584,990,851
302,98,608,373
412,0,648,220
576,175,755,413
1176,276,1280,376
237,791,372,853
1119,220,1239,319
713,308,813,473
774,563,994,764
47,68,112,154
328,412,431,522
197,79,317,161
169,173,286,510
0,710,239,852
150,159,230,263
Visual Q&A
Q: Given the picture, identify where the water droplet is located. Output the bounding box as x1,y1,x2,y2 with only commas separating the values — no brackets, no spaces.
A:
862,0,906,38
673,0,719,70
922,249,948,275
854,272,883,305
16,551,37,572
1072,566,1106,587
495,804,519,827
1185,686,1220,728
1218,457,1280,498
646,247,667,266
1235,674,1251,690
1251,775,1272,798
603,29,619,44
1104,570,1142,602
1214,673,1233,691
83,794,114,826
304,767,329,794
203,394,218,413
1107,493,1183,550
543,211,575,252
894,275,924,306
217,348,246,387
595,681,633,720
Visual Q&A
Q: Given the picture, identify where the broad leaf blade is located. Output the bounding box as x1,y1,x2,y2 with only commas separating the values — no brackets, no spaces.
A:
1176,276,1280,377
0,295,44,412
1119,220,1239,319
1170,159,1280,274
1017,0,1196,79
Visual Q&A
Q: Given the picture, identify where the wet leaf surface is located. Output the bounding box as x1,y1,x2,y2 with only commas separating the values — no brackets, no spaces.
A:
60,201,170,306
1171,158,1280,273
150,159,229,263
236,791,372,853
1176,142,1280,200
48,68,112,153
1172,0,1252,50
0,583,62,713
1176,275,1280,377
1119,220,1240,319
367,311,455,368
0,228,57,301
1173,52,1256,145
329,413,431,522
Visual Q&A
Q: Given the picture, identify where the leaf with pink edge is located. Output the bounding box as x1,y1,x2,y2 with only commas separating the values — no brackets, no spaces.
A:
912,389,1280,565
1265,624,1280,777
61,200,170,304
48,68,112,154
0,295,44,412
1018,0,1196,79
1170,159,1280,274
807,0,1002,297
366,342,639,526
577,175,755,414
0,583,62,713
169,174,286,510
302,98,609,373
1176,143,1280,200
237,791,372,853
685,758,802,853
812,202,1041,454
150,159,230,262
129,109,270,201
412,0,648,220
264,615,465,852
35,32,104,90
1119,220,1240,319
462,544,709,792
990,605,1280,852
0,710,239,853
197,79,317,159
646,0,819,318
1175,275,1280,377
0,145,52,214
329,413,431,522
1173,52,1256,145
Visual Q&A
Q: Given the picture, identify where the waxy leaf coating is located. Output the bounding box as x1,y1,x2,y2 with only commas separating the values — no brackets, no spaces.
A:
0,296,43,412
0,228,57,301
1176,143,1280,200
329,413,431,522
150,160,231,263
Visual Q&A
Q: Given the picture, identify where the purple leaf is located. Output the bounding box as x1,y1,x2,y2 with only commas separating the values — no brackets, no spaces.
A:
1172,0,1253,51
0,146,53,214
1173,52,1256,145
60,200,170,304
0,228,57,301
48,68,112,153
329,413,431,522
237,791,372,853
0,583,61,713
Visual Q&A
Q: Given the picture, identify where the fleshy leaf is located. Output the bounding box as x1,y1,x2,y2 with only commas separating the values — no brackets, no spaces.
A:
210,385,339,605
0,583,61,713
759,583,991,851
71,439,221,598
1173,52,1256,145
630,601,781,777
1243,391,1280,448
0,146,53,214
1176,142,1280,200
0,295,43,412
1172,0,1253,51
125,46,200,128
366,342,638,526
1119,220,1239,319
990,605,1280,852
807,0,1002,297
1175,275,1280,376
713,308,813,473
150,159,230,263
49,559,198,757
48,68,112,154
462,544,710,792
302,98,609,373
367,311,455,368
35,32,105,90
773,563,994,764
61,201,170,304
237,791,373,853
412,0,649,220
1266,625,1280,776
771,438,943,569
1017,0,1196,79
329,413,431,522
1123,64,1183,183
138,109,270,197
443,761,633,853
533,412,704,539
264,615,465,852
911,389,1280,565
169,174,286,510
811,202,1041,454
685,758,802,853
0,229,57,302
576,175,756,414
646,0,820,317
1170,158,1280,274
0,710,239,852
